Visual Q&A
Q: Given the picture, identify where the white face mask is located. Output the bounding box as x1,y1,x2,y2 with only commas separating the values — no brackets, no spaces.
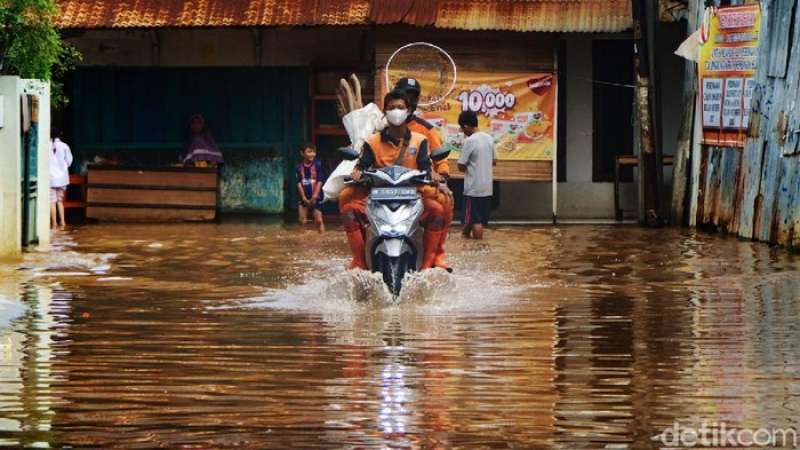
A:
385,109,409,126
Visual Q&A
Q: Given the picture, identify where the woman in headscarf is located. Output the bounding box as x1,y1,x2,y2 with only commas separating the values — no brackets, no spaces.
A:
182,114,224,167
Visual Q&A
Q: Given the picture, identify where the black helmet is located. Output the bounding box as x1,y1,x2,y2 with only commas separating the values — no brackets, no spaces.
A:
394,77,422,97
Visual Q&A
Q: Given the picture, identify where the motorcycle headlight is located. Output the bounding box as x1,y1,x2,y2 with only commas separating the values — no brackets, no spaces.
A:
369,202,419,237
378,221,409,237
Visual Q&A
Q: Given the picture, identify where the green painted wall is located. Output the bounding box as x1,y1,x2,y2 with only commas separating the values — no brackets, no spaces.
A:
219,150,284,214
70,67,309,213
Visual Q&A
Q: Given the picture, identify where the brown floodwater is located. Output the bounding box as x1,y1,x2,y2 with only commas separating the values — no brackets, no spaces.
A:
0,220,799,449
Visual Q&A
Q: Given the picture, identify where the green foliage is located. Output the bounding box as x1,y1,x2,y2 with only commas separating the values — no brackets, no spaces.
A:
0,0,82,108
51,43,82,108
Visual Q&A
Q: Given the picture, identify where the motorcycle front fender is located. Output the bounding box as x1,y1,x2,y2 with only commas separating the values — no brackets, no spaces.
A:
376,238,410,258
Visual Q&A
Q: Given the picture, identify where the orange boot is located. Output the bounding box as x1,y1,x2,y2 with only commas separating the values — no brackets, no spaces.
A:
433,192,454,271
345,229,367,270
422,229,446,269
433,229,451,271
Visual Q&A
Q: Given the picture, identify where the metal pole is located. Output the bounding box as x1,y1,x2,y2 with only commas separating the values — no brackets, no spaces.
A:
647,0,665,220
671,0,701,225
631,0,663,226
552,45,559,224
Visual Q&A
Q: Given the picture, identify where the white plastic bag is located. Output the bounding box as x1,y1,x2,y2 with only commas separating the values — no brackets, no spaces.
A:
322,159,357,202
323,102,385,201
342,102,386,152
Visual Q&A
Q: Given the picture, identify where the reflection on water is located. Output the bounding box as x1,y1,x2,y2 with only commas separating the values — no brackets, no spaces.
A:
0,283,64,448
0,222,798,448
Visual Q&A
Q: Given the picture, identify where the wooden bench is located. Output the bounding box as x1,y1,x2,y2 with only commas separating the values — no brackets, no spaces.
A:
64,174,88,212
447,160,553,181
87,166,219,222
614,154,674,221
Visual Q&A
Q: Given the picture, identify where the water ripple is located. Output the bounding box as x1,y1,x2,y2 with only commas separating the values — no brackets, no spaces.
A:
0,223,796,448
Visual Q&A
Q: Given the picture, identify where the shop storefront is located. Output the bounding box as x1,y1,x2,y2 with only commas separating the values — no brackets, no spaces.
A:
61,25,371,218
56,0,686,221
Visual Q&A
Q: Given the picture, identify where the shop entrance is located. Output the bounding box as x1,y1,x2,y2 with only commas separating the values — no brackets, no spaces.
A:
592,39,635,183
68,67,309,215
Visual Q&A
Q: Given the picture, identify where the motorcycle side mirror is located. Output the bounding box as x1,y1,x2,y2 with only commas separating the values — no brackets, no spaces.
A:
430,148,451,161
338,147,361,160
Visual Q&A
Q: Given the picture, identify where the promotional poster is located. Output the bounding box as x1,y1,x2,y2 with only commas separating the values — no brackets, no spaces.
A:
399,71,558,161
698,4,761,147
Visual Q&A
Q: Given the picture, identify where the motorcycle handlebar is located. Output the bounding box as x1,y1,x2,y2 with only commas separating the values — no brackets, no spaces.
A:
343,178,368,186
344,170,437,187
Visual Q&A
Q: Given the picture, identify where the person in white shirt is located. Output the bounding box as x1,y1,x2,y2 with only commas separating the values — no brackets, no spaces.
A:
49,128,73,229
457,111,496,240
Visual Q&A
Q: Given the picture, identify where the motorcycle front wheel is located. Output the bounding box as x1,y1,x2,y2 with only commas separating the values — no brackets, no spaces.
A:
374,253,412,296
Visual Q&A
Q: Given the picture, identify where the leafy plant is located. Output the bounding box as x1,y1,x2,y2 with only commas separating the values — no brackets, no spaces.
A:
0,0,81,108
51,42,82,108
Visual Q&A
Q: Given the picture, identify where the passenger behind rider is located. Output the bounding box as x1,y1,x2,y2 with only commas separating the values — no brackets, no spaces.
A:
339,89,448,270
394,78,454,272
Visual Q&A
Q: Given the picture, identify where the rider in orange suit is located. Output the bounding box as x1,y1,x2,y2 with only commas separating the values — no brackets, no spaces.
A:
339,89,447,270
394,78,454,272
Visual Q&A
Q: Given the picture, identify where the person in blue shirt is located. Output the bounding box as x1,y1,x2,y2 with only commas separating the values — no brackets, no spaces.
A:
296,143,326,233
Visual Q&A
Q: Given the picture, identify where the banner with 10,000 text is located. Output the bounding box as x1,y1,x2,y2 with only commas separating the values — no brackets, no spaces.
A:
413,71,557,161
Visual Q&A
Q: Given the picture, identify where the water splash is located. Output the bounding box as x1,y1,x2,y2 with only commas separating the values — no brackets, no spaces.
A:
234,264,525,314
398,267,527,312
237,269,393,312
20,250,117,277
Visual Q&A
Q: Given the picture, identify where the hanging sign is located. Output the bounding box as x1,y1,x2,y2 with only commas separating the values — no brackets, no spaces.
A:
698,4,761,147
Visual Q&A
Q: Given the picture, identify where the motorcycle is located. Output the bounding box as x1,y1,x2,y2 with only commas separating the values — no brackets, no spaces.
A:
340,147,449,295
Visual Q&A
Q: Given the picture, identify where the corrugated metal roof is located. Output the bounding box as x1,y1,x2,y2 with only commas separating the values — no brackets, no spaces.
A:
369,0,437,26
435,0,633,32
55,0,371,28
55,0,632,32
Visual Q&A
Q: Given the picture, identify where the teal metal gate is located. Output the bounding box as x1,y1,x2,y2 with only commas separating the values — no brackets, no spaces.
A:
21,94,39,247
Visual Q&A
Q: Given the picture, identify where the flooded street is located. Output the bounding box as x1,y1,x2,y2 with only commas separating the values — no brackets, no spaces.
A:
0,222,799,449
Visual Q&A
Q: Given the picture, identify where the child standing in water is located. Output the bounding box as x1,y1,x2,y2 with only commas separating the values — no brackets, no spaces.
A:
295,143,326,233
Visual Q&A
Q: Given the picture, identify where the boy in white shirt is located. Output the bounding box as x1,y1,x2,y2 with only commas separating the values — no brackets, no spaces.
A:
49,127,73,229
457,111,496,240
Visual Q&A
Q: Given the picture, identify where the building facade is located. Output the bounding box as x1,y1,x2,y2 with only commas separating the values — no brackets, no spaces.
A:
0,78,52,258
56,0,687,221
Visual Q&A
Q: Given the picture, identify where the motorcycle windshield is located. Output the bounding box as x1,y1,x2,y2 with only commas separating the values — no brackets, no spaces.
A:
366,166,425,187
379,166,411,181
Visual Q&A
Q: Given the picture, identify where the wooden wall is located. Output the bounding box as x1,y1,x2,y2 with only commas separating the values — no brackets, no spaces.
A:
692,0,800,249
87,167,218,221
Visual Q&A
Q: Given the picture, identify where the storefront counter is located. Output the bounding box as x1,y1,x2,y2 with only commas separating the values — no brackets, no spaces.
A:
86,166,218,222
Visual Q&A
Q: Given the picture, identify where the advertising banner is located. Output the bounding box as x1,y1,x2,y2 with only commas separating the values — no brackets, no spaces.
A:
698,4,761,147
400,71,557,161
